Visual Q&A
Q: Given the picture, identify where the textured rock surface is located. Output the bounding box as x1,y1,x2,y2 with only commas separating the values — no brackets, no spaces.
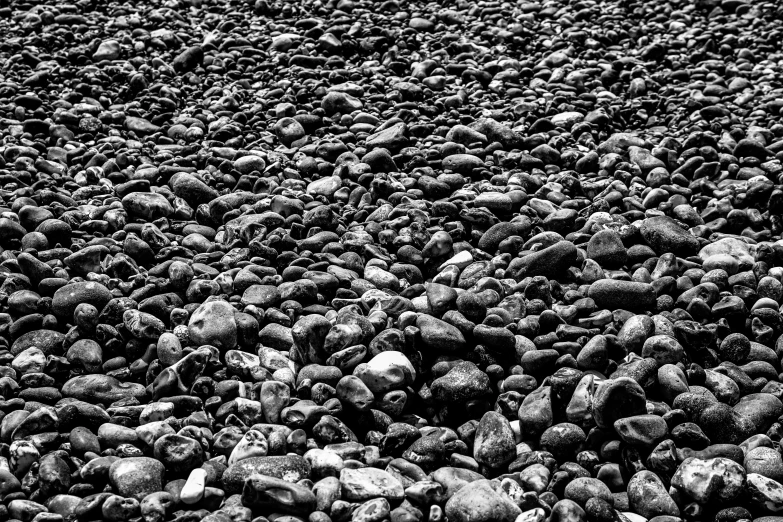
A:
1,0,783,521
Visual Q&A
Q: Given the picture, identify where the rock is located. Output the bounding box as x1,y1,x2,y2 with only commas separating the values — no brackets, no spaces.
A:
745,447,783,482
587,229,628,268
93,40,121,61
366,122,408,151
355,351,416,393
445,479,522,522
627,471,679,519
339,467,404,501
188,300,237,350
746,473,783,513
170,173,219,206
718,333,751,364
307,176,342,198
520,386,554,437
417,314,467,352
322,92,362,114
641,335,684,366
508,241,578,279
11,329,65,356
640,216,700,256
431,362,491,403
694,402,755,445
671,457,746,504
172,45,204,72
614,415,669,448
153,434,204,474
38,453,71,497
588,280,656,312
123,310,165,340
109,458,165,500
699,238,754,268
442,154,485,174
242,474,316,515
62,375,146,403
592,378,647,430
122,192,173,220
52,282,112,318
564,477,613,507
539,423,586,462
222,456,310,494
473,412,516,469
733,393,783,433
546,499,586,522
2,3,783,522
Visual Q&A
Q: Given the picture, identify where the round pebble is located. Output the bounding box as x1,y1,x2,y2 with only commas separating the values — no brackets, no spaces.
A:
1,1,783,522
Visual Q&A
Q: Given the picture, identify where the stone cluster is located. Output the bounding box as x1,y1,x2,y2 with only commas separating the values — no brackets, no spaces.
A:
0,0,783,521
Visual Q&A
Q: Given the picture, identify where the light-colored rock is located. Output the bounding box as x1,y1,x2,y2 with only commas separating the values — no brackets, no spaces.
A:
339,467,404,501
671,457,746,503
445,479,522,522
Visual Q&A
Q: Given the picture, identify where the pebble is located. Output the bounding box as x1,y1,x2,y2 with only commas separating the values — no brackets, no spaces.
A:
592,378,647,430
52,281,112,318
242,474,316,516
745,447,783,483
627,471,680,519
671,457,746,504
0,0,782,521
339,468,404,501
188,300,238,350
640,216,701,257
444,479,522,522
222,456,310,494
746,474,783,513
109,458,165,500
473,412,516,469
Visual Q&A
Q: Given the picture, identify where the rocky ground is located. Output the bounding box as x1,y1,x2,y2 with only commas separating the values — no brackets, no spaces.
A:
1,0,783,521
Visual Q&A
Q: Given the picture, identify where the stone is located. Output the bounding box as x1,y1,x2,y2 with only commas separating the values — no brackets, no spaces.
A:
588,280,656,312
640,216,700,256
153,434,204,474
355,351,416,393
444,479,522,522
242,474,316,515
693,402,754,445
592,378,647,430
627,471,679,519
509,241,578,279
109,458,165,500
52,282,112,318
222,456,310,494
670,457,746,504
62,375,146,403
734,393,783,433
473,412,516,469
417,314,467,352
172,45,204,72
614,415,669,448
11,329,64,356
228,430,268,465
745,447,783,482
564,477,613,507
746,473,783,513
188,300,237,350
587,229,627,268
539,423,586,462
431,362,491,403
340,467,404,501
122,192,173,220
718,333,751,364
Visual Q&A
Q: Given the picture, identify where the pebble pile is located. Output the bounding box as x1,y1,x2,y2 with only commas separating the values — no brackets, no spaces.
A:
1,0,783,521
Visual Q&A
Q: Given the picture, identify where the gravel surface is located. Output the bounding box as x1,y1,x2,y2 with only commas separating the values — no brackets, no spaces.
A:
1,0,783,521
